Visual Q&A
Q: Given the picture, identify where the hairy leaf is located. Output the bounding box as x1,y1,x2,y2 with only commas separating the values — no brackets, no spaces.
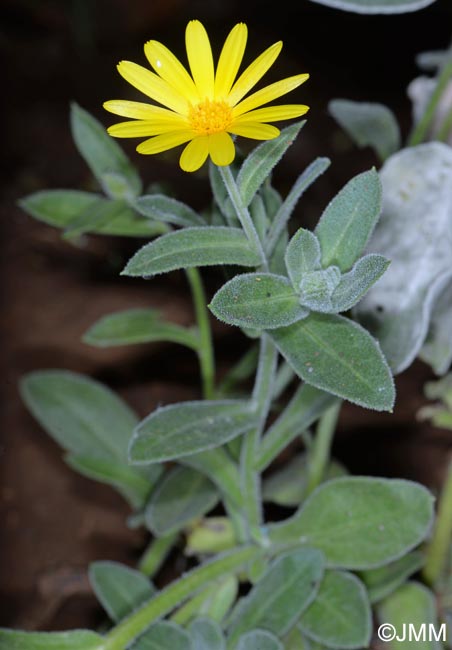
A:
189,618,225,650
331,254,390,312
236,630,283,650
308,0,437,12
135,194,205,227
285,228,322,289
131,621,192,650
361,552,425,604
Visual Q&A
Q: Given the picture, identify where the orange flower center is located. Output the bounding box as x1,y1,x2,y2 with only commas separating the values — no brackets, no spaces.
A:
189,99,233,135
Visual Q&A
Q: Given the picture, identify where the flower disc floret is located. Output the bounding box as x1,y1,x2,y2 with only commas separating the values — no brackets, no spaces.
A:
104,20,310,172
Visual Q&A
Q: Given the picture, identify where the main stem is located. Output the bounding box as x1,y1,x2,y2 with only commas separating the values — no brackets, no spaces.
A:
219,166,268,270
185,267,215,399
305,400,342,496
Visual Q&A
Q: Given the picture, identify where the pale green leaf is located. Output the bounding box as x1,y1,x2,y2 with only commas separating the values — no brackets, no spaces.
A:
122,227,260,277
129,401,258,464
145,466,219,535
210,273,308,330
315,169,382,272
299,571,372,649
89,561,155,622
135,194,205,227
270,313,395,411
83,308,198,350
131,621,192,650
236,630,283,650
237,121,306,206
0,630,102,650
71,103,142,198
308,0,437,12
331,254,389,312
299,267,341,313
377,582,442,650
270,477,434,569
189,618,225,650
285,228,322,289
227,548,324,644
361,551,424,604
329,100,401,161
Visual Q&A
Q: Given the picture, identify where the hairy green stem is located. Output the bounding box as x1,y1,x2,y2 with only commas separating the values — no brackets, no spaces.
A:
423,460,452,586
305,400,342,496
219,166,268,270
103,546,260,650
408,58,452,146
437,104,452,142
185,267,215,399
138,532,178,577
241,335,278,542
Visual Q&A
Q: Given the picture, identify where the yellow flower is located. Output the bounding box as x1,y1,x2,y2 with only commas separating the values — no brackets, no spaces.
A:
104,20,309,172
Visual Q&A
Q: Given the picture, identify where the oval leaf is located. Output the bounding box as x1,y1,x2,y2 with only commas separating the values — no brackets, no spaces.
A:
123,227,260,277
0,630,102,650
129,401,258,464
210,273,308,330
270,477,434,569
270,312,395,411
135,194,205,227
227,548,324,644
331,254,390,313
308,0,437,12
236,630,283,650
131,621,192,650
285,229,322,289
145,466,219,535
237,121,306,207
361,551,425,604
89,561,155,622
315,169,382,272
329,100,401,161
83,308,198,350
189,618,225,650
299,571,372,649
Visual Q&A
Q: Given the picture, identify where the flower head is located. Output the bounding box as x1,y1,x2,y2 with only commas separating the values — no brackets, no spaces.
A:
104,20,309,172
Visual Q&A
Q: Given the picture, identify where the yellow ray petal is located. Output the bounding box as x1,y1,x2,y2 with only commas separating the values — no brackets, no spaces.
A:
186,20,214,99
180,136,210,172
228,122,280,140
104,100,182,120
108,118,188,138
227,41,283,107
117,61,189,114
144,40,200,102
232,104,309,124
233,74,309,117
208,132,235,166
214,23,248,100
137,131,194,155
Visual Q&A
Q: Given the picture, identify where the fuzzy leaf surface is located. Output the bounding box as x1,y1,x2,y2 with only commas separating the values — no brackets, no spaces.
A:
129,401,258,463
89,561,155,622
123,227,260,277
189,618,225,650
236,630,283,650
361,552,424,604
145,466,219,535
135,194,205,227
285,228,322,289
270,313,395,411
270,477,434,569
210,273,308,330
131,621,192,649
227,548,324,643
299,571,371,649
329,100,401,160
315,169,382,272
308,0,437,12
331,254,389,312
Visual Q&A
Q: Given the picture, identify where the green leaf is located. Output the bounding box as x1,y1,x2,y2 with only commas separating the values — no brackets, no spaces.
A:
135,194,205,227
270,312,395,411
299,267,341,313
331,254,389,312
355,144,452,375
227,548,324,644
71,103,142,198
237,121,306,206
131,621,193,650
19,190,166,237
315,169,382,272
270,477,434,569
66,454,159,509
308,0,436,11
83,308,198,350
129,400,258,464
0,630,102,650
63,198,131,238
299,570,372,649
236,630,283,650
329,100,401,161
21,371,137,462
210,273,308,330
419,283,452,375
285,229,322,289
89,561,155,622
122,227,261,277
263,454,347,507
189,618,225,650
145,466,219,535
361,551,425,604
377,582,443,650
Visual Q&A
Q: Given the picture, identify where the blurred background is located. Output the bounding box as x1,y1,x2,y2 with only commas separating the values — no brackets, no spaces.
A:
1,0,451,632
